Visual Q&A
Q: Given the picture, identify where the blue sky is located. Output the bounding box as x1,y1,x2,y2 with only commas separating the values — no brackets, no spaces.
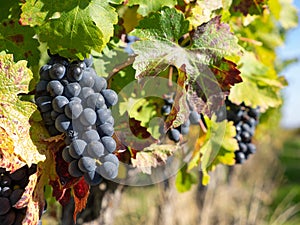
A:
279,1,300,128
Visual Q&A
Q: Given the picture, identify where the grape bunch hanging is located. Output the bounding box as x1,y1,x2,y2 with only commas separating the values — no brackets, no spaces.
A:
225,99,260,164
0,165,37,225
35,53,119,185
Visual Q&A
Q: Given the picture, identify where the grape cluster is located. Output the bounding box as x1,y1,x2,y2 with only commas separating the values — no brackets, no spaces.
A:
0,165,37,225
35,53,119,185
225,100,260,164
161,95,193,143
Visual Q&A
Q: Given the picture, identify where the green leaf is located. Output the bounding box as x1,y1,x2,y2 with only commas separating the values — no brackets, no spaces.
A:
188,115,238,185
0,54,46,166
190,16,242,63
127,0,178,16
175,165,197,193
0,19,40,66
21,0,118,59
229,52,285,110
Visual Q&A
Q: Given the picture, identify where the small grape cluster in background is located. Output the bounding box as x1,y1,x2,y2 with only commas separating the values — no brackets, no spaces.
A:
225,99,260,164
35,53,119,185
0,165,37,225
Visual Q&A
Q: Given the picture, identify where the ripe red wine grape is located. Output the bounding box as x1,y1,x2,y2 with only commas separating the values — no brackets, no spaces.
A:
49,63,66,80
78,157,96,173
87,141,105,158
96,162,118,179
35,54,120,185
0,165,36,224
222,99,260,164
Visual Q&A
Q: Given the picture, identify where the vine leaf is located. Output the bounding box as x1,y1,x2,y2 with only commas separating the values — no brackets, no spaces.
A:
190,16,242,64
131,144,178,174
175,165,197,193
230,0,267,16
20,0,118,59
187,0,223,27
210,58,242,92
127,0,178,16
188,115,238,185
229,52,286,110
0,19,40,66
130,7,189,78
0,54,46,166
73,178,90,222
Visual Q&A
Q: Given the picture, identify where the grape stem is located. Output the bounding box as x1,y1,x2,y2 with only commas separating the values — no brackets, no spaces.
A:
108,56,136,78
199,118,207,133
168,66,173,87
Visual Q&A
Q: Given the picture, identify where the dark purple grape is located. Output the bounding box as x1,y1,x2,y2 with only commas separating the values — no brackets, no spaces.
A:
64,83,81,98
47,80,64,96
0,197,10,215
49,63,66,80
84,170,102,186
168,128,180,142
10,189,25,206
68,160,84,177
101,89,118,107
0,209,15,225
101,136,116,153
67,64,83,82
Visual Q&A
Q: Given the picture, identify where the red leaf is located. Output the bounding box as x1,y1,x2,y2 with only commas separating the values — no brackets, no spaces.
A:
73,178,90,222
210,58,242,92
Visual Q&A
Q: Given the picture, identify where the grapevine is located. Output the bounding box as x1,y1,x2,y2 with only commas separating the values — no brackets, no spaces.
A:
0,0,297,224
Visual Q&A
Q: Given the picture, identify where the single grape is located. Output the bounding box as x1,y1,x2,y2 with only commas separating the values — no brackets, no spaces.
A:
168,128,180,142
0,175,11,186
0,197,10,215
0,209,15,225
101,136,116,153
69,139,87,159
241,131,251,143
248,107,260,119
36,80,48,93
39,64,51,80
79,69,95,87
78,157,96,173
161,105,171,116
80,108,97,126
97,123,114,137
62,146,75,163
49,63,66,80
101,89,118,107
246,143,256,154
84,55,93,68
238,142,247,153
68,160,84,177
47,80,64,97
64,82,81,98
235,151,246,164
55,114,71,132
67,64,83,82
100,154,119,167
10,189,25,206
189,111,200,124
9,166,27,181
82,130,100,143
96,162,118,179
86,141,104,158
84,170,102,186
86,93,105,109
52,96,69,113
96,108,112,125
79,87,95,99
93,76,107,93
1,187,12,198
179,125,189,135
70,96,82,103
106,116,114,125
76,61,86,70
65,100,83,119
36,96,52,113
